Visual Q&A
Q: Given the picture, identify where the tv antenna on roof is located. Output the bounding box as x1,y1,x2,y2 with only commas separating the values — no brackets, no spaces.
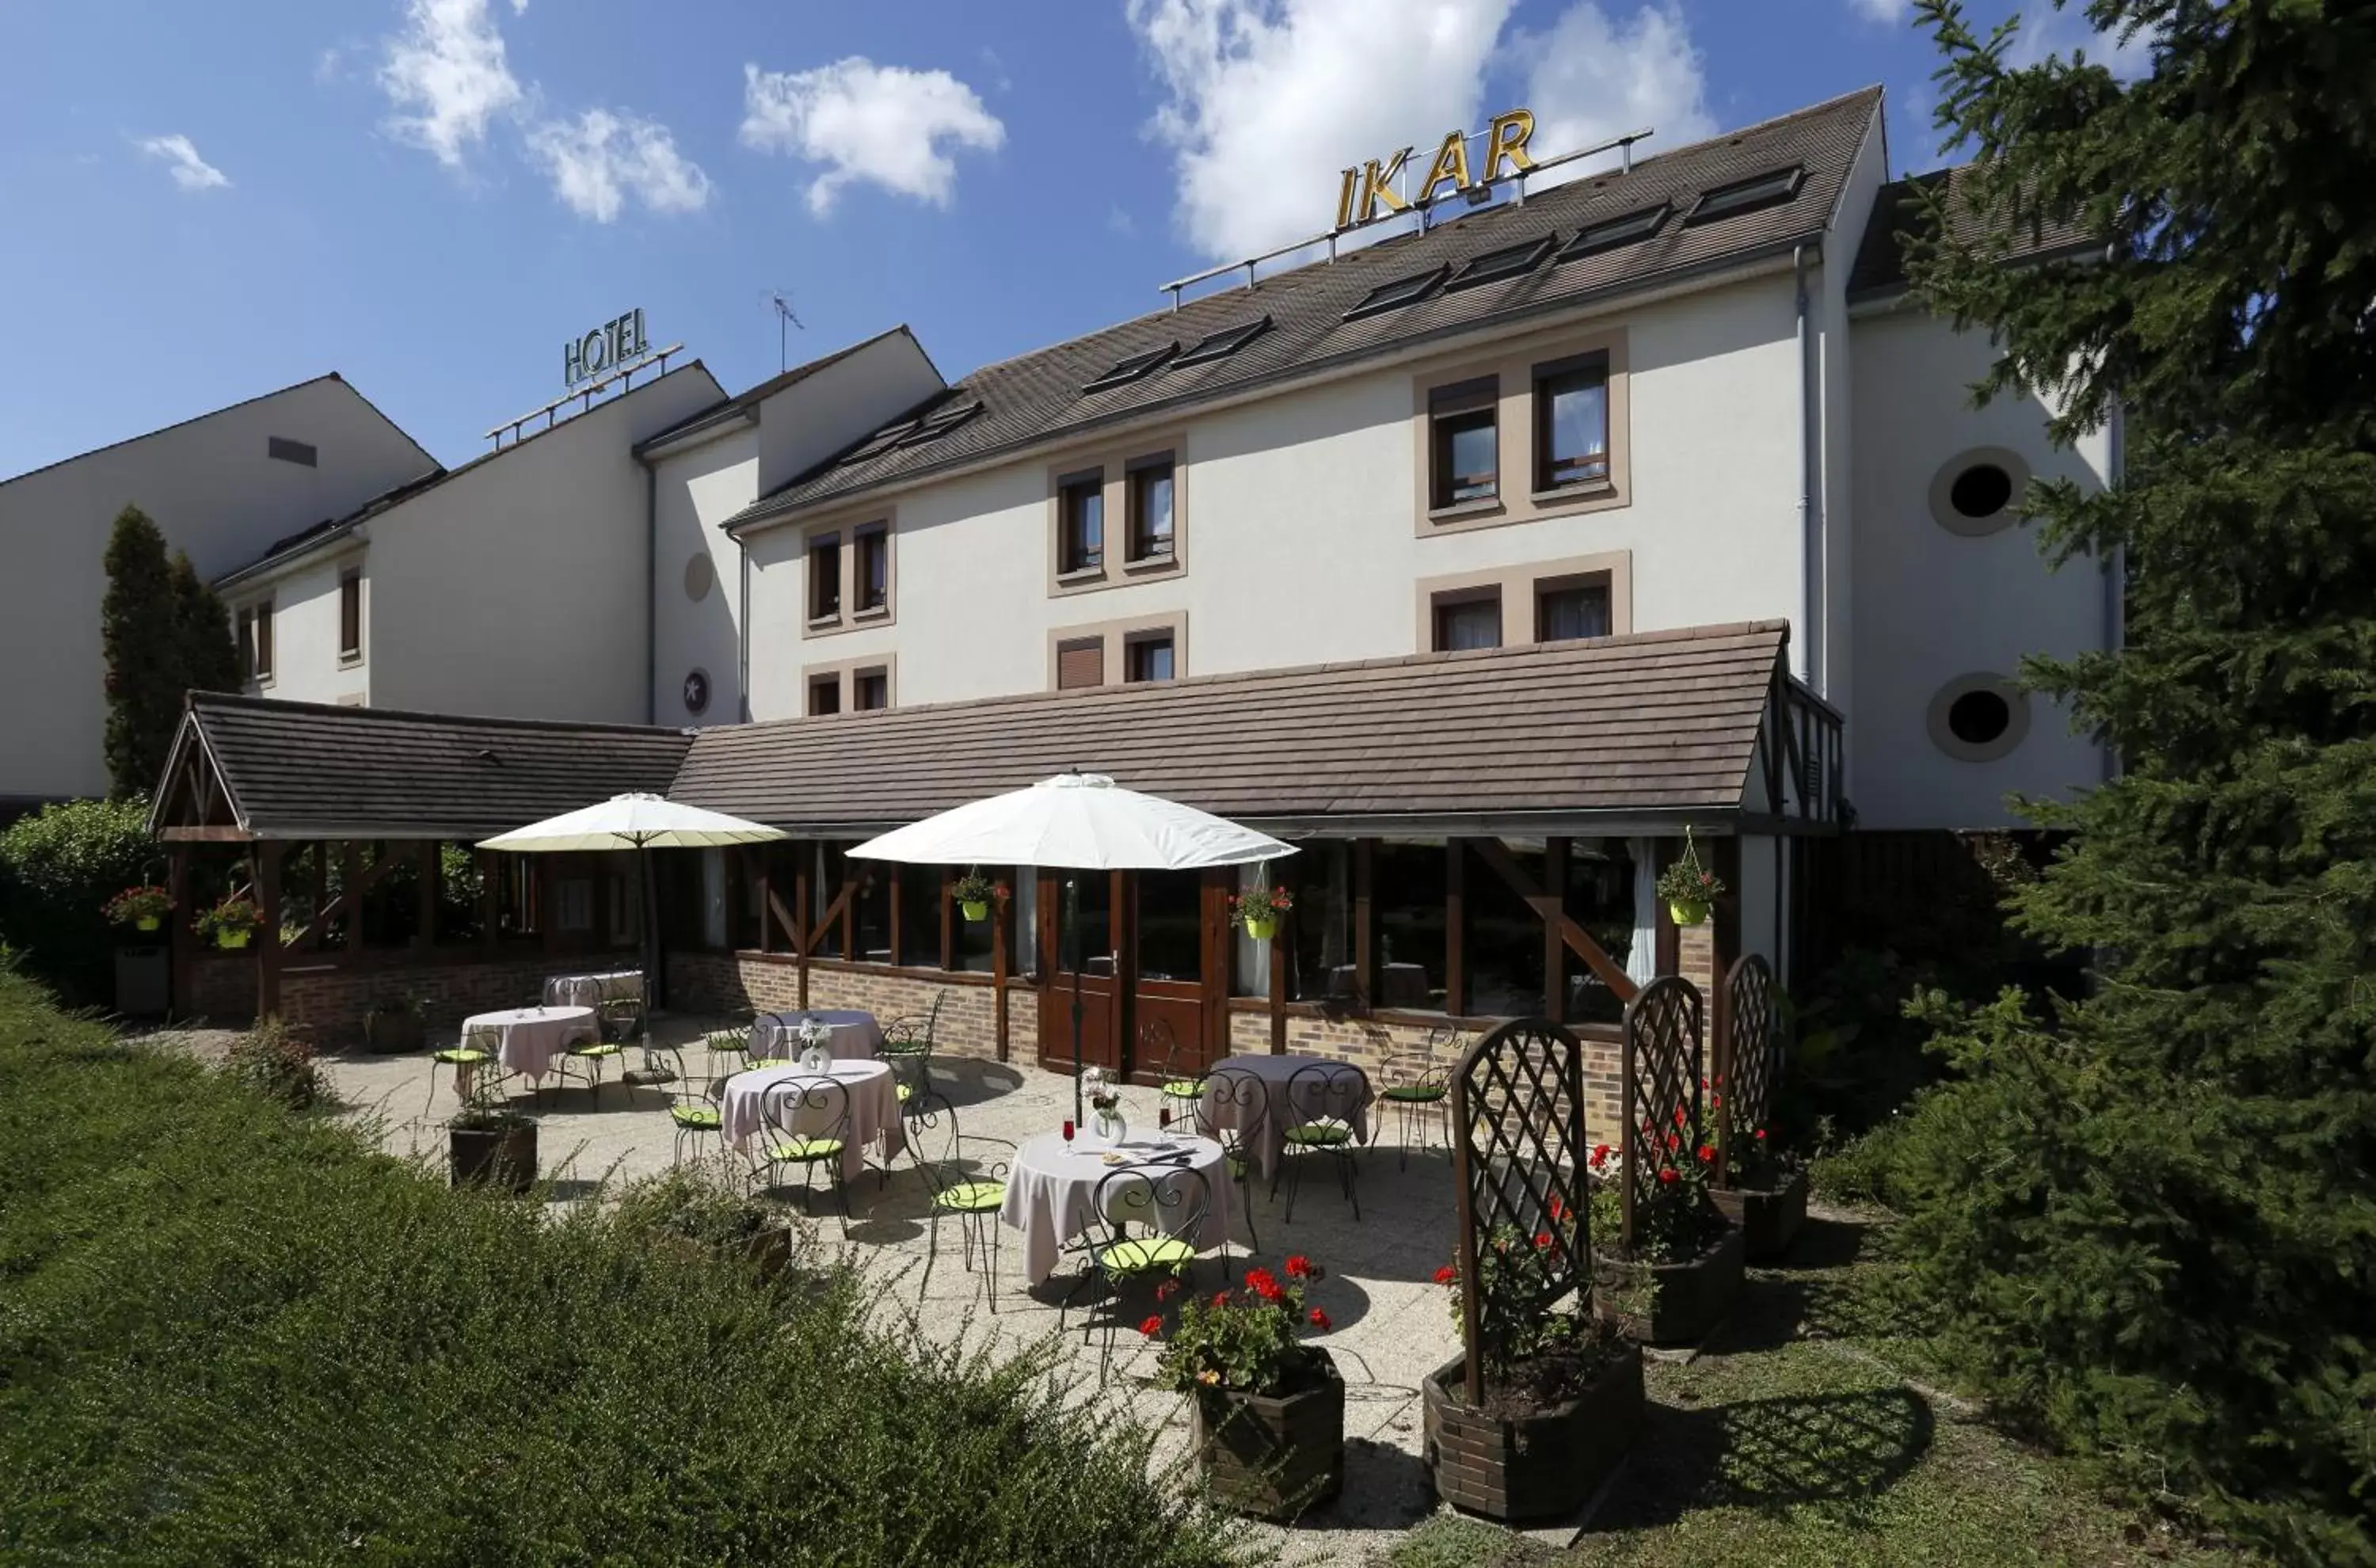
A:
763,290,804,373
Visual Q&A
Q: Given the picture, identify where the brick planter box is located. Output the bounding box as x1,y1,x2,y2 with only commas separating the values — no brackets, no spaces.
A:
1712,1169,1808,1262
1593,1226,1744,1345
1423,1345,1643,1523
449,1124,538,1194
1189,1349,1346,1521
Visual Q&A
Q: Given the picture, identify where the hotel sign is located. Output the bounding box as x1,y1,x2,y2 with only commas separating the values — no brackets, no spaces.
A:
563,308,650,389
1335,108,1540,230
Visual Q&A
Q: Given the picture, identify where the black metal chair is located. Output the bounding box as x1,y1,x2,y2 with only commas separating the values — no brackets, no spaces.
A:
652,1042,725,1168
1148,1018,1205,1113
558,996,638,1106
752,1077,855,1236
1071,1163,1213,1382
425,1022,502,1117
1274,1061,1369,1224
1378,1025,1464,1170
879,991,948,1121
702,1026,750,1082
1196,1066,1270,1264
915,1108,1015,1313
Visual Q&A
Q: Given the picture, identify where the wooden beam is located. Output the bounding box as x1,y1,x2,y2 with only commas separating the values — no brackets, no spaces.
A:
476,847,498,950
764,886,802,953
755,851,773,954
256,843,284,1019
794,856,812,1009
1445,839,1466,1017
168,843,194,1019
1544,835,1568,1023
281,842,406,951
801,874,860,960
415,840,438,949
1353,838,1376,1005
992,885,1010,1063
939,867,954,972
1268,915,1287,1054
158,826,257,843
1470,836,1638,1003
1710,834,1742,1085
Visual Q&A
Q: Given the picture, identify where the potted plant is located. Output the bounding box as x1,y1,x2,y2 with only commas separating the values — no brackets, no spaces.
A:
1427,1209,1645,1522
364,995,428,1055
1227,881,1293,942
620,1166,796,1281
951,867,1008,924
194,895,266,951
448,1071,538,1193
1589,1125,1743,1345
103,885,171,933
1654,827,1725,927
1712,1115,1809,1262
1145,1256,1344,1521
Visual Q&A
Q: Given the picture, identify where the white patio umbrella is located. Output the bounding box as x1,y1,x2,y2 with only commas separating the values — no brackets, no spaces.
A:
479,793,787,1012
848,771,1294,1122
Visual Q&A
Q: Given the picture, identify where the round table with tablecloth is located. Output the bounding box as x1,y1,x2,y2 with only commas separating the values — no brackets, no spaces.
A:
1197,1054,1373,1182
748,1008,881,1061
459,1004,598,1083
542,970,644,1013
1000,1129,1235,1287
720,1058,901,1180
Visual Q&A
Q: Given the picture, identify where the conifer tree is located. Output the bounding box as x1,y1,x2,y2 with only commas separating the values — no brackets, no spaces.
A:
169,549,241,701
99,506,180,799
1892,4,2376,1561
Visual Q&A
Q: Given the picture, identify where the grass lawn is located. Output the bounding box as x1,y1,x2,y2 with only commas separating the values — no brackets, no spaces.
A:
1381,1218,2247,1568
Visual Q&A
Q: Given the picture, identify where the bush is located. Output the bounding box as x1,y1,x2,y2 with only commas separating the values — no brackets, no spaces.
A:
0,971,1236,1566
0,795,155,1006
223,1016,322,1110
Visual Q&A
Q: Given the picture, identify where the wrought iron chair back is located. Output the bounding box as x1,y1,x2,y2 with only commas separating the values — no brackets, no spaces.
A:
1717,953,1780,1182
1619,974,1704,1254
1281,1061,1368,1139
757,1076,855,1157
597,994,645,1045
1089,1162,1213,1264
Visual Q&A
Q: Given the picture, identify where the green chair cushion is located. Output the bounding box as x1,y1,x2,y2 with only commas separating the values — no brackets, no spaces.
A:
670,1106,722,1129
932,1181,1007,1212
1382,1083,1447,1103
708,1037,748,1054
432,1049,490,1065
1159,1079,1204,1099
1100,1235,1197,1274
1285,1121,1354,1147
568,1042,623,1058
879,1040,928,1058
896,1083,913,1102
1227,1154,1251,1180
767,1137,845,1163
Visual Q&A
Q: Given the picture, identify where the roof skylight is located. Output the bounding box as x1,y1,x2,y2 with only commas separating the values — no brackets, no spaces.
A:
1685,166,1805,225
1175,315,1272,367
1083,341,1179,394
1559,203,1670,262
893,401,982,447
837,421,918,466
1344,265,1449,321
1447,236,1555,292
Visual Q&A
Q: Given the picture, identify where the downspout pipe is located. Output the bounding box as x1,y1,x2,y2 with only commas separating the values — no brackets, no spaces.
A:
1793,244,1822,695
738,539,752,724
644,462,658,725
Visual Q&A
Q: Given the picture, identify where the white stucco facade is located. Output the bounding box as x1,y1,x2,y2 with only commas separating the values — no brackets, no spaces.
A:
0,375,433,802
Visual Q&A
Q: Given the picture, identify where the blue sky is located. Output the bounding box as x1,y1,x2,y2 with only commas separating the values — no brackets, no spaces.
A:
0,0,2134,478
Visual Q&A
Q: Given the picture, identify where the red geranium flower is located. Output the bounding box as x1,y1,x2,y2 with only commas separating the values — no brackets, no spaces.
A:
1534,1231,1554,1250
1434,1264,1457,1285
1658,1166,1679,1185
1245,1268,1283,1302
1753,1127,1768,1142
1673,1106,1687,1127
1155,1279,1178,1301
1696,1143,1716,1163
1307,1307,1331,1330
1547,1195,1565,1220
1712,1092,1723,1109
1139,1315,1164,1338
1665,1132,1681,1152
1283,1254,1312,1279
1213,1291,1232,1308
1590,1143,1612,1168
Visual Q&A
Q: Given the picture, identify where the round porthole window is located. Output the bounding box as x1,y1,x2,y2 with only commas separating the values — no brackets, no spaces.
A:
683,552,715,602
1928,447,2031,536
1927,673,2030,762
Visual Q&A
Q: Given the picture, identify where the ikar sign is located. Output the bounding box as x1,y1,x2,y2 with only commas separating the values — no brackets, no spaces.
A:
1335,108,1540,230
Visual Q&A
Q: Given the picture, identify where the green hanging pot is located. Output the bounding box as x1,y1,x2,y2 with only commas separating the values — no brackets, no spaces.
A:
1668,899,1709,928
215,928,252,950
960,899,990,923
1243,915,1277,942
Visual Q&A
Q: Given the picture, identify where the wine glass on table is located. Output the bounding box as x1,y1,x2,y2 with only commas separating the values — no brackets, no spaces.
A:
1061,1117,1076,1153
1158,1103,1173,1140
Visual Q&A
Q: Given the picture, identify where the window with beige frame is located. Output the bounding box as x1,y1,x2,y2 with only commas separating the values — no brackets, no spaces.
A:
1047,611,1188,691
803,653,897,714
1047,434,1187,595
798,508,897,637
1411,329,1628,535
1413,551,1632,653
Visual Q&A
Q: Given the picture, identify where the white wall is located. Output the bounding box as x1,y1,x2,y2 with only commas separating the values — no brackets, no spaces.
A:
244,548,368,708
1814,104,1892,722
742,276,1809,719
1847,306,2115,828
1738,833,1779,969
0,375,432,800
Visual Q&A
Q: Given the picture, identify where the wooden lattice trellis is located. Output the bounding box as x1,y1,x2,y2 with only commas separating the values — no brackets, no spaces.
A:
1449,1018,1592,1405
1715,953,1780,1185
1619,975,1704,1251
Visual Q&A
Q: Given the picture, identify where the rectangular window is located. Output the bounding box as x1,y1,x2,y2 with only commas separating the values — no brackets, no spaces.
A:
1535,356,1610,491
267,436,318,467
852,668,889,710
896,864,946,968
1124,633,1175,683
1058,470,1104,574
1236,842,1354,1003
338,570,362,660
1125,458,1175,562
854,524,889,614
808,674,841,716
1563,838,1636,1024
1428,378,1498,509
1432,591,1502,652
237,599,275,680
1056,636,1103,691
854,863,891,963
555,877,595,934
1536,580,1611,641
235,607,254,679
808,532,842,621
1373,838,1448,1007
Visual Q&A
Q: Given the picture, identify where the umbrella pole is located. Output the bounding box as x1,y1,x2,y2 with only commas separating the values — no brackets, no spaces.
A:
639,841,660,1025
1065,873,1084,1127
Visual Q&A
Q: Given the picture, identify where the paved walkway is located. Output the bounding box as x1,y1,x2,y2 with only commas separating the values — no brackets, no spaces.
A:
316,1010,1468,1564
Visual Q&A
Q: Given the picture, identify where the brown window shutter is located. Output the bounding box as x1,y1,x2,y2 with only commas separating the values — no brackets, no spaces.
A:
1057,637,1103,691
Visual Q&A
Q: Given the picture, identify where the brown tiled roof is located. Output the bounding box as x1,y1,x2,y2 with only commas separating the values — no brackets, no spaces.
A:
159,692,691,840
730,89,1884,530
669,622,1792,833
1846,163,2099,302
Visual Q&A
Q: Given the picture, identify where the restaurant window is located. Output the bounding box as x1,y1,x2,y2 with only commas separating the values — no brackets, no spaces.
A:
1428,377,1498,510
855,523,890,614
853,667,889,710
897,864,944,968
1057,636,1103,691
605,870,638,946
338,570,363,662
1563,838,1636,1024
1054,870,1114,973
853,860,891,963
1012,871,1040,976
1125,456,1175,563
811,843,849,958
1533,355,1610,492
1536,578,1611,641
808,674,841,716
1124,632,1174,683
554,876,595,934
1137,870,1203,983
953,870,998,973
1237,843,1354,1002
808,532,842,621
1057,469,1104,575
1464,839,1545,1017
1372,838,1447,1007
1432,589,1502,653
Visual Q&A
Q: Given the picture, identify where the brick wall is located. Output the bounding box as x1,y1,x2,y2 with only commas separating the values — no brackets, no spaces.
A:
185,953,257,1025
668,952,1013,1063
278,954,630,1047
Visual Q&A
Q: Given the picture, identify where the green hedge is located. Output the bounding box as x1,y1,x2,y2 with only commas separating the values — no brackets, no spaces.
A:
0,796,155,1007
0,967,1239,1566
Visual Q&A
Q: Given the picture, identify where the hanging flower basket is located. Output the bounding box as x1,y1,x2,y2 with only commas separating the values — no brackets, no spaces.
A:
103,885,171,933
194,896,265,952
1654,827,1724,928
951,868,1007,925
1228,883,1292,942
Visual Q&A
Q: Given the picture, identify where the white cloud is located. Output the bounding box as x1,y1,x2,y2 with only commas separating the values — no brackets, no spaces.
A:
2007,5,2156,76
378,0,524,168
137,134,229,192
740,59,1006,215
1514,3,1714,192
527,108,713,221
1846,0,1904,21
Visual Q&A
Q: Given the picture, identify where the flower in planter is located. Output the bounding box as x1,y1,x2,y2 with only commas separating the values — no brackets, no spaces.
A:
193,895,266,945
1653,826,1727,920
1150,1258,1331,1398
102,885,172,928
1307,1307,1331,1330
950,867,1010,913
1225,882,1293,930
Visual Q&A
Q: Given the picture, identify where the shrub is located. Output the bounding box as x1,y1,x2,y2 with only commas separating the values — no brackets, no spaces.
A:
0,795,155,1006
0,969,1236,1566
223,1016,322,1110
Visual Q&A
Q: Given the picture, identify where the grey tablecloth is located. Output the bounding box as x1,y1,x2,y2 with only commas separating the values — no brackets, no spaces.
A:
721,1059,902,1180
460,1005,597,1081
1000,1131,1234,1286
1198,1054,1373,1182
543,970,644,1013
750,1009,881,1061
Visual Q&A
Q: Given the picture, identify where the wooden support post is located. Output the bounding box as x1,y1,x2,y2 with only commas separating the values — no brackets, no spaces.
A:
477,847,498,951
1543,835,1568,1022
992,892,1010,1063
793,858,812,1010
168,843,194,1019
308,845,326,952
756,851,773,954
939,868,955,972
1470,837,1639,1003
1710,835,1742,1077
1268,921,1287,1054
1445,839,1467,1018
1353,838,1376,1005
416,840,438,949
540,856,560,957
886,865,902,967
342,841,364,953
256,843,284,1020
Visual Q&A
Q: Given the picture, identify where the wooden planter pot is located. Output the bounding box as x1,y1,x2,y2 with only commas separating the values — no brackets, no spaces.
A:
1712,1169,1808,1262
364,1007,425,1056
1593,1227,1745,1345
1423,1345,1645,1523
449,1123,538,1193
1189,1349,1346,1521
